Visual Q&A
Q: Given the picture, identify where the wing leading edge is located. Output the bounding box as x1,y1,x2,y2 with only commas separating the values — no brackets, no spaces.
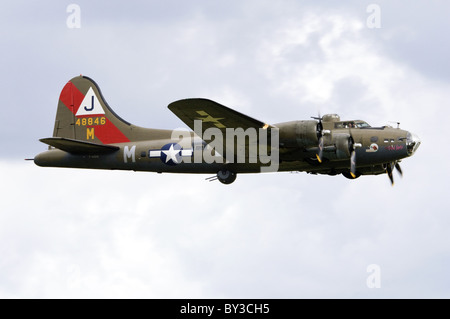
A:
168,98,273,162
168,98,270,133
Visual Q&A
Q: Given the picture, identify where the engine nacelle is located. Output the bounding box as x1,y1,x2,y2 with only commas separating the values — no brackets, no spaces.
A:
330,133,352,160
277,120,319,149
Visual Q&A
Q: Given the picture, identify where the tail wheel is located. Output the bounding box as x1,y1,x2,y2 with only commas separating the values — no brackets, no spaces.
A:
217,170,237,184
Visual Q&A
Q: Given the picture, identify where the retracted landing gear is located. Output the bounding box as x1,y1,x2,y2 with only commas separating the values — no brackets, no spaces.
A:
205,169,237,184
342,171,361,179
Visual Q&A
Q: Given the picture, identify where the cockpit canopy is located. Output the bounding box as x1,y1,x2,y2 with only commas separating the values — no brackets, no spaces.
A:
321,114,371,129
334,121,371,129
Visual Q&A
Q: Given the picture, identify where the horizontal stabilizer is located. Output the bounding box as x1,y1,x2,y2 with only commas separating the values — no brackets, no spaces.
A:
39,137,119,154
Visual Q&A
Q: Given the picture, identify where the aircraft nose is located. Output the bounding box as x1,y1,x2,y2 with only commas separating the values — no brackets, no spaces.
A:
406,131,421,156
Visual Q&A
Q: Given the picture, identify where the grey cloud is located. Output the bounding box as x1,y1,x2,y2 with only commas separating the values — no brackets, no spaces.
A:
0,0,449,299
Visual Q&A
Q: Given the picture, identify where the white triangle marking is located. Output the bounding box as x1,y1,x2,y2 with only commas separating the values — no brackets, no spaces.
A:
75,87,105,116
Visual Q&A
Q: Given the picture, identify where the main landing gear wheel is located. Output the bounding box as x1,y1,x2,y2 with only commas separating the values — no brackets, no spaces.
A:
343,171,361,180
217,169,237,184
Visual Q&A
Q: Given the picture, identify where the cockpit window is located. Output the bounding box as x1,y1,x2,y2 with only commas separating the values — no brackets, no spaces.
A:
334,121,371,129
355,121,370,128
335,121,354,129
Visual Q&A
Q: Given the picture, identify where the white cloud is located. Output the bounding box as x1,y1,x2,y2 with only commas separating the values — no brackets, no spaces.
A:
1,0,450,299
1,155,449,298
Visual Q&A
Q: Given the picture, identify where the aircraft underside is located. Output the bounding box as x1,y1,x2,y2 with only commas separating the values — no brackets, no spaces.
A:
34,147,387,184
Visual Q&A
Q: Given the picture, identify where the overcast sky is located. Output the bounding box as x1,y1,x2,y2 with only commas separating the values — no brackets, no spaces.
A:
1,0,449,298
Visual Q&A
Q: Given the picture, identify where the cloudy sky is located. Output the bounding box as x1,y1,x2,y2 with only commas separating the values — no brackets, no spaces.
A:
1,0,449,298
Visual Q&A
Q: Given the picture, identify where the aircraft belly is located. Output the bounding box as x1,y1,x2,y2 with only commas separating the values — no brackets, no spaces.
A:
34,149,263,174
34,148,397,177
34,150,122,170
133,162,226,174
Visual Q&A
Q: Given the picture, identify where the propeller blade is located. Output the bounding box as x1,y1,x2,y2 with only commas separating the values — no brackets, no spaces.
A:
386,162,394,186
350,150,356,178
313,114,324,164
395,162,403,177
316,136,323,163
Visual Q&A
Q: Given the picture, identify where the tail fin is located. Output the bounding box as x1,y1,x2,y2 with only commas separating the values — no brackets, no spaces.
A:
52,75,131,144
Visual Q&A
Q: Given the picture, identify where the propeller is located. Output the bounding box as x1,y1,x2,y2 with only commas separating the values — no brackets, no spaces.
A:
311,114,328,163
348,131,362,179
386,161,403,186
317,135,324,163
395,162,403,176
386,162,394,185
350,147,357,178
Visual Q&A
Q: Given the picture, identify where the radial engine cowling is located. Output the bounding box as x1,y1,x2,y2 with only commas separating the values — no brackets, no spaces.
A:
331,133,352,160
277,120,319,149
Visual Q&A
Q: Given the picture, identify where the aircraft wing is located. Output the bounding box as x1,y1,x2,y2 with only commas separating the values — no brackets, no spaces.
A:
168,98,270,132
168,98,273,162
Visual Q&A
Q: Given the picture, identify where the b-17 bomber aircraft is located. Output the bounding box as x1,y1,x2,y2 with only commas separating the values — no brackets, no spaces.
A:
33,75,421,185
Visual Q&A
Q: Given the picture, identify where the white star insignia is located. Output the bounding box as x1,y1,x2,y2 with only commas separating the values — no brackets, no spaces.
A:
162,144,181,163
